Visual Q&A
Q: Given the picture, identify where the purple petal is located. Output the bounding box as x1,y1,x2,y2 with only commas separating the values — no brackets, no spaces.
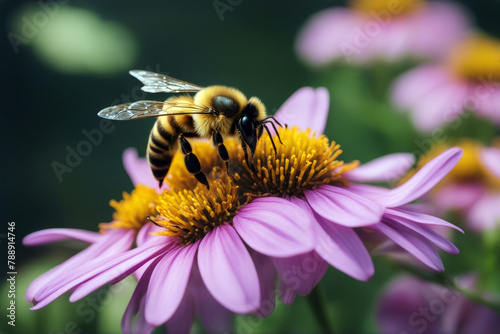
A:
23,228,101,245
273,251,328,296
190,261,233,333
345,183,391,199
251,250,277,317
122,257,160,334
165,291,195,334
198,224,260,313
26,229,134,302
467,193,500,232
32,240,169,309
386,208,463,233
145,242,199,326
305,185,384,227
123,148,166,191
345,153,415,183
295,8,367,65
392,66,454,110
273,87,329,135
385,211,459,254
373,220,444,271
375,148,463,207
475,85,500,125
289,196,374,281
434,183,484,213
480,147,500,179
233,197,314,257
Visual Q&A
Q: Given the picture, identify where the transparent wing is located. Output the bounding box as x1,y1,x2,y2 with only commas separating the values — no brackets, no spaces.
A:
98,100,210,120
129,70,203,93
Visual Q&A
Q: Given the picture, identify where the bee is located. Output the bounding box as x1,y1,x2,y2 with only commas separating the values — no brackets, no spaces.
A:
98,70,281,189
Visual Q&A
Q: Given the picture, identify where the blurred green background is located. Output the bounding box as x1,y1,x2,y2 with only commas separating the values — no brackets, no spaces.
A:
2,0,500,333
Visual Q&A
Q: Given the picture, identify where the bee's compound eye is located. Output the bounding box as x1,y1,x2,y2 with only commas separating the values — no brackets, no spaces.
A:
242,103,259,119
238,115,257,153
212,96,239,116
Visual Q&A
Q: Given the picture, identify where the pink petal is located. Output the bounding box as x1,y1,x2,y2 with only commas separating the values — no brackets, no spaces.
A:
278,280,296,305
273,87,329,135
346,183,391,199
433,183,485,213
384,211,459,254
190,262,233,333
23,228,101,245
122,257,160,334
145,242,199,326
467,193,500,232
373,220,444,271
480,147,500,179
305,185,384,227
26,228,134,302
295,8,367,65
392,66,452,110
375,148,463,207
289,196,374,281
475,85,500,125
386,208,463,233
198,224,260,313
251,251,277,317
32,241,168,309
409,2,470,59
273,251,328,296
165,292,195,334
233,197,314,257
345,153,415,183
123,148,166,191
410,79,469,132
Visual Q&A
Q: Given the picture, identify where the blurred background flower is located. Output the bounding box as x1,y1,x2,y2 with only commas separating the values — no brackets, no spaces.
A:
392,34,500,132
296,0,470,65
376,274,500,334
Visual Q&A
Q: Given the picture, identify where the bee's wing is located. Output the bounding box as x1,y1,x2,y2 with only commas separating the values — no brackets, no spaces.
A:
129,70,203,93
98,100,211,120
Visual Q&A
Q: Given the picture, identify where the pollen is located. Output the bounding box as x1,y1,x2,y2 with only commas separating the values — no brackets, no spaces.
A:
164,140,241,192
151,175,241,245
447,35,500,83
405,139,500,190
237,126,359,196
350,0,424,16
100,185,159,231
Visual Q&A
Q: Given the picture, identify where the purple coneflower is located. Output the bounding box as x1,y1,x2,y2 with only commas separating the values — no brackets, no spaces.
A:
23,150,159,305
296,0,469,65
376,275,500,334
25,87,463,332
403,139,500,232
392,34,500,132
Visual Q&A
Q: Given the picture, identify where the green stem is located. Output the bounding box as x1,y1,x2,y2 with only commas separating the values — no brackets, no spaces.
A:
399,264,500,313
307,285,334,334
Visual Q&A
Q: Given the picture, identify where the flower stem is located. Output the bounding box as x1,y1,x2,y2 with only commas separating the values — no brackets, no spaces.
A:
307,285,334,334
399,264,500,313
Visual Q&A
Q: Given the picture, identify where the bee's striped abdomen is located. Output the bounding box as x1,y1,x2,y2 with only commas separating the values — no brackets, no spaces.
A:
147,118,180,187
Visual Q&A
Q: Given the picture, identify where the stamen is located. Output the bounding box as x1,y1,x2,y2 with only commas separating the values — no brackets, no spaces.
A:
236,126,359,196
152,175,241,245
100,185,159,231
350,0,425,16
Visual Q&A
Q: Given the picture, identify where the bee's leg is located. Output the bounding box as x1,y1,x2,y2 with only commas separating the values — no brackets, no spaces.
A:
213,132,230,175
241,141,257,173
179,134,210,189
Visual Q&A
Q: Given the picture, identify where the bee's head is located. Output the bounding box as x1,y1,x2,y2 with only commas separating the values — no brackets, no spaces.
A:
237,103,262,155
